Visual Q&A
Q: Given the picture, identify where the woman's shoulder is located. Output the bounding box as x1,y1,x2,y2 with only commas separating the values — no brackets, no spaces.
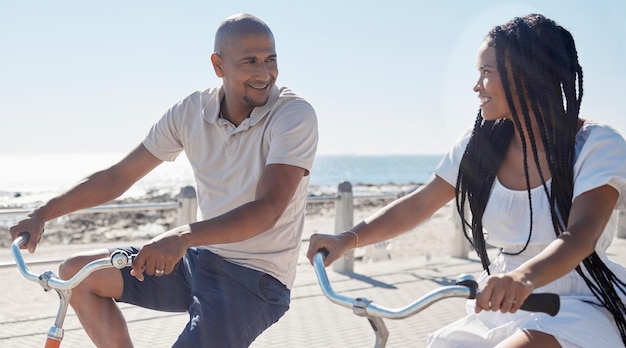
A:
576,119,626,150
574,118,626,171
579,119,623,136
574,119,626,209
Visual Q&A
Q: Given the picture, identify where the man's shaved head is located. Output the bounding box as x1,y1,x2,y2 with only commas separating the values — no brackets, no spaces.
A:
214,13,274,54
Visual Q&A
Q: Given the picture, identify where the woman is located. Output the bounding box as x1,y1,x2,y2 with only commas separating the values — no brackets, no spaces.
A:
307,14,626,347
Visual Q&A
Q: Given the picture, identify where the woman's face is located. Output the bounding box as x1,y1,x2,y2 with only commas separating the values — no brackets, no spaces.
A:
473,40,511,121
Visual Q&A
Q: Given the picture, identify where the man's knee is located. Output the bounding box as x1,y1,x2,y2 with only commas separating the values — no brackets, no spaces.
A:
59,250,107,280
58,249,124,298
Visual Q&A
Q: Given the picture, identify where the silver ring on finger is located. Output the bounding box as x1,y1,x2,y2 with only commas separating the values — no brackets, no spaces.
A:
155,269,165,275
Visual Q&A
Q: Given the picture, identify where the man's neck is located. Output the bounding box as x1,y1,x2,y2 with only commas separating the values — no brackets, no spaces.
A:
220,99,252,127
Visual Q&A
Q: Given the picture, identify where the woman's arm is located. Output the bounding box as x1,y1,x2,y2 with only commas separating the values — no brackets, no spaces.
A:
307,175,456,266
476,184,618,313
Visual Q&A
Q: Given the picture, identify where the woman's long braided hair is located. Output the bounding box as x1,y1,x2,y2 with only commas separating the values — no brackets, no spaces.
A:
455,14,626,342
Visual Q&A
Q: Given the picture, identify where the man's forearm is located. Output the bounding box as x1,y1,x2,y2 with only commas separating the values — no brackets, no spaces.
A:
35,169,131,222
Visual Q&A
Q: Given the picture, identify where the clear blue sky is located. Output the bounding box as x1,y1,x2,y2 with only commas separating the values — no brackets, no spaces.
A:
1,0,624,155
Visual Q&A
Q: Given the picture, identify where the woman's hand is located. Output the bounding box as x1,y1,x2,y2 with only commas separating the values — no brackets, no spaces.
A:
306,232,355,267
475,271,534,314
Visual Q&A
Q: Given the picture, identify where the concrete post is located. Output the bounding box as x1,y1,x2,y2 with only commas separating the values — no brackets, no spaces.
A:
450,203,471,258
333,181,355,273
618,211,626,238
176,186,198,226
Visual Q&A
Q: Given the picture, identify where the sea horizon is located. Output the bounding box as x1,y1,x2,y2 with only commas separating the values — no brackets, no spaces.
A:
0,153,444,209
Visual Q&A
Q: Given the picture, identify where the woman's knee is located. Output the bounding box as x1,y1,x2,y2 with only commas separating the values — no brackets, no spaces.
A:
496,329,561,348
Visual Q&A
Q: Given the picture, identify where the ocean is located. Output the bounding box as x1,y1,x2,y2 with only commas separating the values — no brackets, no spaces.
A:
311,154,442,188
0,153,444,209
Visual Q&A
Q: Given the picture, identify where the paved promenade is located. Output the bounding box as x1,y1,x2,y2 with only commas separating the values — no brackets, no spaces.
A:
1,238,625,348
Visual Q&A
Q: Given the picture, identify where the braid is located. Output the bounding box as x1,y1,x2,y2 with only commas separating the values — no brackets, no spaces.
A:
457,114,512,271
495,25,536,256
456,13,626,343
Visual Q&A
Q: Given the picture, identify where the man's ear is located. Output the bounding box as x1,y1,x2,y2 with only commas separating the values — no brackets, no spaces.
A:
211,53,225,78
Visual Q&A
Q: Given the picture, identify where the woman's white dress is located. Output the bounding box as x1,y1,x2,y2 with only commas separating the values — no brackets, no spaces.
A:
428,120,626,348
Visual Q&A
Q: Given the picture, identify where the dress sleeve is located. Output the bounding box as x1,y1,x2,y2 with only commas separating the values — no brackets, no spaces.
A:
573,122,626,210
434,128,472,186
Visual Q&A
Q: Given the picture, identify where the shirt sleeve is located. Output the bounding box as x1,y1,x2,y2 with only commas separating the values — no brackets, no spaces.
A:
434,128,472,186
573,122,626,210
265,98,318,174
142,94,200,162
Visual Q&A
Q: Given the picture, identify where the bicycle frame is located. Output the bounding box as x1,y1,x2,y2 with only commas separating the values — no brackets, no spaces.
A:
11,233,133,348
312,251,559,348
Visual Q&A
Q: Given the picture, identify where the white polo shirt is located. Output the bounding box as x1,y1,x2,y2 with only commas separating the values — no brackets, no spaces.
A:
143,85,318,289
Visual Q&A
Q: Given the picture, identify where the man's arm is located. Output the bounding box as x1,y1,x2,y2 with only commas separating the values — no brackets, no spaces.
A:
10,144,163,252
195,163,306,242
130,163,307,278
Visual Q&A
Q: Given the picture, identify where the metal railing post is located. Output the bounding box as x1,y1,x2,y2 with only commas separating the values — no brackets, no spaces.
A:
333,181,354,273
176,186,198,225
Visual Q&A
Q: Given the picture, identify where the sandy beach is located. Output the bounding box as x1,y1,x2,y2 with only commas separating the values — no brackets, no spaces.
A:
0,184,458,264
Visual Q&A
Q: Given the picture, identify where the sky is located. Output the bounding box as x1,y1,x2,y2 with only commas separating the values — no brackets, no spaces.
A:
1,0,624,156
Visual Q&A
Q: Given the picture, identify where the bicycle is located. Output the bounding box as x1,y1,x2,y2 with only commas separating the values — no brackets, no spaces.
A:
11,233,134,348
312,250,560,348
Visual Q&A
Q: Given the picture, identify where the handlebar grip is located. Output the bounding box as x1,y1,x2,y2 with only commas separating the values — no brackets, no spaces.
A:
18,232,30,246
519,293,560,316
317,248,329,258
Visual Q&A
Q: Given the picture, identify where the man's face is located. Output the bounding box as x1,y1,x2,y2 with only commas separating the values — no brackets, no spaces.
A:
213,33,278,113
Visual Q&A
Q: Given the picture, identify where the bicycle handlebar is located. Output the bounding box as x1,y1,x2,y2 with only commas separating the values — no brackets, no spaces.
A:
312,250,560,318
11,233,134,292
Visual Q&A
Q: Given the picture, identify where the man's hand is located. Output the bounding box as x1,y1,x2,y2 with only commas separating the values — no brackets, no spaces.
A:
130,226,191,281
9,211,46,253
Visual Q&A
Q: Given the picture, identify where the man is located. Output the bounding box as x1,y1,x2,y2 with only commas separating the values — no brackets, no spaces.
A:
10,13,318,347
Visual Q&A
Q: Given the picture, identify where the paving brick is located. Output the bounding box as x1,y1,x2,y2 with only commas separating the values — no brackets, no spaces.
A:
1,238,625,347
